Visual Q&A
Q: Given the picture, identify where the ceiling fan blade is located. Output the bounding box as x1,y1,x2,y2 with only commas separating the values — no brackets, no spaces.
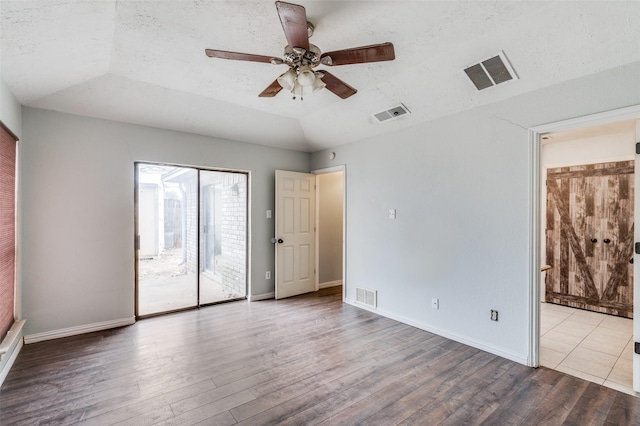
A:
320,71,357,99
259,80,283,97
275,1,309,51
205,49,277,64
321,42,395,66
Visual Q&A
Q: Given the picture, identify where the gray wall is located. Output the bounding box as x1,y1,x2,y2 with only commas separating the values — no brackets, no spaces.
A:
20,108,309,335
311,61,640,363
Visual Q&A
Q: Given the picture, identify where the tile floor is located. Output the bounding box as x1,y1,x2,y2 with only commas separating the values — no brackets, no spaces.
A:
540,302,638,396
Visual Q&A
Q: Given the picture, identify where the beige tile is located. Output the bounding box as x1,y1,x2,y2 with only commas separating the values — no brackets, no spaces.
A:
579,332,629,357
588,325,632,341
555,364,605,385
603,380,639,397
541,314,567,330
560,347,617,379
540,327,551,336
599,315,633,333
540,347,566,369
568,309,606,325
606,357,633,388
543,329,585,346
553,319,597,339
543,303,577,315
540,336,577,355
620,339,635,360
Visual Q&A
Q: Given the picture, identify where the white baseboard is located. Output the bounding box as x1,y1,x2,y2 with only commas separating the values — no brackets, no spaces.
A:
319,280,342,289
248,292,275,302
344,299,528,366
24,317,135,344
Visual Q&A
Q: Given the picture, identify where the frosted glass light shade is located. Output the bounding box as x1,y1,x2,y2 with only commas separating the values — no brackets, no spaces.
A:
277,69,296,91
297,66,315,87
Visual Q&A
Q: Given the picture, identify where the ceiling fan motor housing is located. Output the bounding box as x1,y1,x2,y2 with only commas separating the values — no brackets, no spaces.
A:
283,44,321,69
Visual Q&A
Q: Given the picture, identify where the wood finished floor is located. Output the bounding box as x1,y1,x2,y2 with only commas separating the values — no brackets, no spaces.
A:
1,286,639,425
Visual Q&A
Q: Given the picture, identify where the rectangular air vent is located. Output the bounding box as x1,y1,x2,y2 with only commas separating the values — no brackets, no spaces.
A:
373,104,411,123
463,51,518,91
356,287,377,308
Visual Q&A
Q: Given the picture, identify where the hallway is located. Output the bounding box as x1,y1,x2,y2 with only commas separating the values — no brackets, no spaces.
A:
540,302,637,396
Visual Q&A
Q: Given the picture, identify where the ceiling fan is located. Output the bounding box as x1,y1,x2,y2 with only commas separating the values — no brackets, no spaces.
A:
205,1,395,100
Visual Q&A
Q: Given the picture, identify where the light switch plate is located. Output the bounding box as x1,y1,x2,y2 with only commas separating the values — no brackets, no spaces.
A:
266,210,272,219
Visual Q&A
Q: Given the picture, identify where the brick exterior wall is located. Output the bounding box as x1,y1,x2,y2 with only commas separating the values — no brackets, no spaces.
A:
198,171,247,296
219,173,247,296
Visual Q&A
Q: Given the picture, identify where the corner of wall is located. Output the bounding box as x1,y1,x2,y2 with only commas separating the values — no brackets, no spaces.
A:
0,76,22,140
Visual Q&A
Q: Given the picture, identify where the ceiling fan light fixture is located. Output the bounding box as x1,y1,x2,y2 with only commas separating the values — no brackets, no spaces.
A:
277,68,296,90
311,72,326,93
297,65,316,86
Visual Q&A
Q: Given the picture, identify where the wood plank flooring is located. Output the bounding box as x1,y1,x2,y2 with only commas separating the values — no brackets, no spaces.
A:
1,286,639,425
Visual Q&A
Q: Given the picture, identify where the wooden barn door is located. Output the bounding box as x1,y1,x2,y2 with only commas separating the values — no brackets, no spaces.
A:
545,160,634,318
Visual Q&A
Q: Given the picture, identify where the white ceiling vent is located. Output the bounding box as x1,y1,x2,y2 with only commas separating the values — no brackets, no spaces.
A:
373,104,411,123
463,51,518,91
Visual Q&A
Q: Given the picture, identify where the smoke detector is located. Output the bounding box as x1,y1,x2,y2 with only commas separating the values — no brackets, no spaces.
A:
463,51,518,91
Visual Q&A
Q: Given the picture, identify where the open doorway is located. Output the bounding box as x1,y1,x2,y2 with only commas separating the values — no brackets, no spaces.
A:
315,169,345,295
135,163,248,317
531,109,640,396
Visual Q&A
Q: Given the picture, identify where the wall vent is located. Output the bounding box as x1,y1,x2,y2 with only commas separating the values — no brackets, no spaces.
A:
356,287,377,308
373,104,410,123
463,51,518,91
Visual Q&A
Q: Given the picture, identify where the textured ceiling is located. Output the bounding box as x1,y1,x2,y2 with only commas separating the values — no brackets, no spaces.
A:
1,1,639,152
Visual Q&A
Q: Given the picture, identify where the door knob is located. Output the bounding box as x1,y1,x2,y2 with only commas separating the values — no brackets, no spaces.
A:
630,258,634,264
277,238,284,244
590,238,598,243
603,238,611,244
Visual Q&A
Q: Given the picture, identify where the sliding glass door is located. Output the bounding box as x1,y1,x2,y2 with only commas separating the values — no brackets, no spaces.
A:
136,164,247,317
199,171,247,304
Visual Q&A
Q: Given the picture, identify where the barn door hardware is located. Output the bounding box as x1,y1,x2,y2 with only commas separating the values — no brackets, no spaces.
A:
636,242,640,254
635,342,640,355
603,238,611,244
591,238,598,243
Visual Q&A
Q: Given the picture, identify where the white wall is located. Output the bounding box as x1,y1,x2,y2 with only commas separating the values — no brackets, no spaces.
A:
318,172,343,285
542,130,634,169
20,108,309,336
0,76,22,140
311,61,640,364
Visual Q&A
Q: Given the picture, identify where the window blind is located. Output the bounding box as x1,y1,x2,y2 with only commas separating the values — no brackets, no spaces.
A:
0,123,16,340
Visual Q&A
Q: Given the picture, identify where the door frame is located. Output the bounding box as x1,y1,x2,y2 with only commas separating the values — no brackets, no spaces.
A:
313,165,347,302
134,161,251,318
528,104,640,391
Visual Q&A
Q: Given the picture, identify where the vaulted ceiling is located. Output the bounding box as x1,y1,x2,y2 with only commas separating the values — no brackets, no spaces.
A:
1,1,638,152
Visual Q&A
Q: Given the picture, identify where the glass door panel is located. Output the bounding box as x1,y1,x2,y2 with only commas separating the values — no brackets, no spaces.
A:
137,164,198,316
199,171,247,304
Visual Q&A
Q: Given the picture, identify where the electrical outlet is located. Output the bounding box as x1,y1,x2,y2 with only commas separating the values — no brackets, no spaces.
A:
431,298,439,309
388,209,396,219
491,310,499,321
265,271,271,280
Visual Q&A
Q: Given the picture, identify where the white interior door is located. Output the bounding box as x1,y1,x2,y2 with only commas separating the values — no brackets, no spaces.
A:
275,170,316,299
